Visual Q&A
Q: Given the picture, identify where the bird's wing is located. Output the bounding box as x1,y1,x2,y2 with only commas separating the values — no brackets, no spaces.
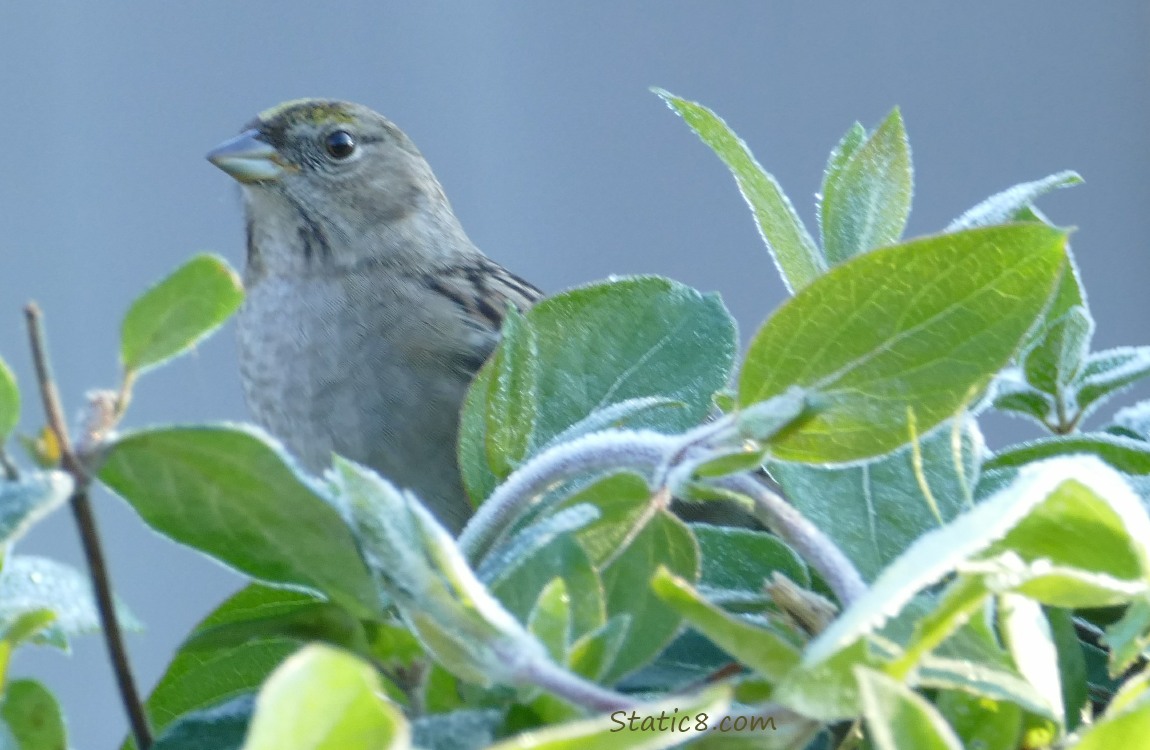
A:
417,257,544,377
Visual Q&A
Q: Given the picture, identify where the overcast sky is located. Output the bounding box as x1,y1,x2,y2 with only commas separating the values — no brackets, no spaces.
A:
2,3,1149,746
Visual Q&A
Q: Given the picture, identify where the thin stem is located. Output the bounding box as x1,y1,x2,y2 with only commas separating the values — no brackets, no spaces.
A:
24,303,153,750
517,654,634,713
458,430,676,562
0,448,17,481
716,474,867,607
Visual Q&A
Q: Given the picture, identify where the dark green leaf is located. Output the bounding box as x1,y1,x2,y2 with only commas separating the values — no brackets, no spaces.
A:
599,511,698,682
490,535,604,643
100,425,379,617
151,694,252,750
125,585,315,749
934,691,1021,750
120,254,244,374
0,679,67,750
0,471,73,547
770,418,980,581
0,358,18,443
1046,606,1088,729
655,89,825,292
694,523,809,591
946,171,1083,231
741,223,1069,463
821,108,913,265
461,277,736,501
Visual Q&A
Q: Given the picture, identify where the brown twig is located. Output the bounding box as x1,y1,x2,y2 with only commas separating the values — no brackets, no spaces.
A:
23,303,153,750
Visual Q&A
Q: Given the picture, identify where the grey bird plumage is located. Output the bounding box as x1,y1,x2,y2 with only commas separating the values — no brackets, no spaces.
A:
208,99,541,532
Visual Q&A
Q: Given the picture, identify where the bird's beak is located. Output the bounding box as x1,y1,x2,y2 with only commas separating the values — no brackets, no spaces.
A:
206,129,290,184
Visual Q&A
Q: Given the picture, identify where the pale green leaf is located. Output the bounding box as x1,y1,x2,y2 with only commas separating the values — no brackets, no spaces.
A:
857,668,963,750
821,108,913,264
0,358,18,443
120,254,244,373
656,89,824,292
946,171,1083,231
651,567,800,681
484,684,730,750
0,471,72,547
741,223,1068,463
241,644,410,750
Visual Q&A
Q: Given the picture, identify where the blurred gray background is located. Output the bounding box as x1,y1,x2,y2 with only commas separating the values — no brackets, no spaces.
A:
1,2,1148,747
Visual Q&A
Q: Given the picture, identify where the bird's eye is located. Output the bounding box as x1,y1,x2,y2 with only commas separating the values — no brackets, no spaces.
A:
324,130,357,160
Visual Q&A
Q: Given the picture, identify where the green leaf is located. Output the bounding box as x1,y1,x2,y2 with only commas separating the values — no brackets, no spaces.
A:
740,223,1069,463
125,584,316,749
527,578,572,662
490,535,604,644
651,567,800,681
1023,306,1093,398
550,472,652,569
1103,599,1150,676
1045,606,1088,730
0,471,73,547
461,276,736,501
999,595,1064,723
99,425,379,618
772,639,886,721
857,668,964,750
599,511,698,683
120,254,244,374
946,171,1083,231
771,417,981,581
485,684,730,750
804,455,1148,666
986,433,1150,475
0,555,138,650
0,679,67,750
694,523,809,592
934,690,1022,750
485,306,539,478
1071,692,1150,749
151,694,252,750
1077,346,1150,419
821,108,913,265
241,644,410,750
334,457,549,688
0,358,18,443
568,615,629,682
655,89,825,292
818,123,867,233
